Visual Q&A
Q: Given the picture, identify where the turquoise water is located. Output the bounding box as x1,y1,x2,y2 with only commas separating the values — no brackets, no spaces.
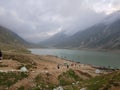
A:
29,49,120,68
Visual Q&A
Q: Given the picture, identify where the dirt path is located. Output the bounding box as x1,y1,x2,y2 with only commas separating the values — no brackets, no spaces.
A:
0,54,97,90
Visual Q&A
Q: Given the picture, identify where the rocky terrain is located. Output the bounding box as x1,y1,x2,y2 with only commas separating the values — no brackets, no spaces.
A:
39,11,120,50
0,51,119,90
0,10,120,90
0,26,31,53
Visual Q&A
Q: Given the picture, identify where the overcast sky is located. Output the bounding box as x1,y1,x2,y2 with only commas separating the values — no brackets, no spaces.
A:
0,0,120,43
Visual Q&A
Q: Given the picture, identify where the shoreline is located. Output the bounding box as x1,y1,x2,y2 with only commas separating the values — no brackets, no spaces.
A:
2,50,120,72
45,55,120,71
29,48,120,69
1,52,119,89
28,47,120,53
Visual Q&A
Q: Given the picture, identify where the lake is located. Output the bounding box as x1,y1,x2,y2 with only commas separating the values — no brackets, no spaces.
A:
29,49,120,68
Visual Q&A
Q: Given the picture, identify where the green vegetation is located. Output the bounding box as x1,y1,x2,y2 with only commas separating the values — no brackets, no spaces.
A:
3,52,30,63
0,64,8,67
84,71,120,90
32,73,57,90
0,42,30,54
2,68,117,90
58,69,83,86
84,76,110,90
18,86,25,90
57,70,120,90
0,26,30,53
3,52,36,70
0,72,28,88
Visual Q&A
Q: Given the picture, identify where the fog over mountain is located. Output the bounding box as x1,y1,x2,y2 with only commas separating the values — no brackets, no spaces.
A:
38,10,120,49
0,0,120,43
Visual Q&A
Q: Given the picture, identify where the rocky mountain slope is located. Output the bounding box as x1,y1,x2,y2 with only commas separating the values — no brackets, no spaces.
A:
0,52,120,90
0,26,30,52
39,32,69,48
39,11,120,50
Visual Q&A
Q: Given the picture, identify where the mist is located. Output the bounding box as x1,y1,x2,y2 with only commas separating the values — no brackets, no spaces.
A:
0,0,120,43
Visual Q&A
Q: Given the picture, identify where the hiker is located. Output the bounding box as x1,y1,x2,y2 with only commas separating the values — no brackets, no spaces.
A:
67,64,69,69
0,50,2,60
75,63,76,66
57,64,60,69
71,63,74,67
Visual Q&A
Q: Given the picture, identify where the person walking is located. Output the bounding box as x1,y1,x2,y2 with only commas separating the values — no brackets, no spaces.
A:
0,50,2,60
57,64,60,69
67,64,69,69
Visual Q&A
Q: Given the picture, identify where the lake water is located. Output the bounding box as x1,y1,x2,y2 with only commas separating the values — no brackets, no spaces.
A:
29,49,120,68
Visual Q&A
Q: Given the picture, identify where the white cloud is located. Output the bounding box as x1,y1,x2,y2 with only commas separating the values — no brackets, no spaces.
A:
10,10,25,23
92,0,119,15
0,0,120,43
47,26,63,36
0,7,5,16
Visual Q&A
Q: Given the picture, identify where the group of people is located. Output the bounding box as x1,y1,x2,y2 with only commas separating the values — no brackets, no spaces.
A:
57,63,69,69
0,50,2,60
57,62,81,69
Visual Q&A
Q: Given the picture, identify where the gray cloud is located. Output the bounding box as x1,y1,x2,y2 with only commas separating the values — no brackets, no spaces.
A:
0,0,120,43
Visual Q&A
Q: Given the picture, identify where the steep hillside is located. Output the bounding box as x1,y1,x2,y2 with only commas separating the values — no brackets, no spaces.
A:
39,32,69,48
0,26,30,53
39,11,120,50
56,19,120,49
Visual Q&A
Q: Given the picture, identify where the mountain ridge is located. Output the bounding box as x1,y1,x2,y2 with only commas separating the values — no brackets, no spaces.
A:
38,11,120,50
0,26,30,52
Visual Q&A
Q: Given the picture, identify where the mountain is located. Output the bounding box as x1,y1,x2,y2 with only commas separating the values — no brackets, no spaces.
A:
103,10,120,25
39,32,69,48
39,11,120,50
0,26,30,52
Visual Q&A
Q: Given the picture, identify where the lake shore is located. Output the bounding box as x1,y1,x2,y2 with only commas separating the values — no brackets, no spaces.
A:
0,52,99,89
29,48,120,69
29,47,120,53
0,52,120,89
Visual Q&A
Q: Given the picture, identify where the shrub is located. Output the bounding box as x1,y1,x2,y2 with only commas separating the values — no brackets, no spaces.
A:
0,72,28,88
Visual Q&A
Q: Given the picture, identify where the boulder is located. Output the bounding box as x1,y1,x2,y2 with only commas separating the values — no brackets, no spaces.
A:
20,66,28,72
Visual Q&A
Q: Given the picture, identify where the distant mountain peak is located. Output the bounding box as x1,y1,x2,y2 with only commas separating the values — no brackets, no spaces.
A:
103,10,120,25
38,10,120,50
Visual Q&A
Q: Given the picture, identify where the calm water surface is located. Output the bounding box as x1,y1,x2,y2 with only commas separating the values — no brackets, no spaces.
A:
29,49,120,68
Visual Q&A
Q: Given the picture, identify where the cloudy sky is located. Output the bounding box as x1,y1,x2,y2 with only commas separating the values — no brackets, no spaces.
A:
0,0,120,43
